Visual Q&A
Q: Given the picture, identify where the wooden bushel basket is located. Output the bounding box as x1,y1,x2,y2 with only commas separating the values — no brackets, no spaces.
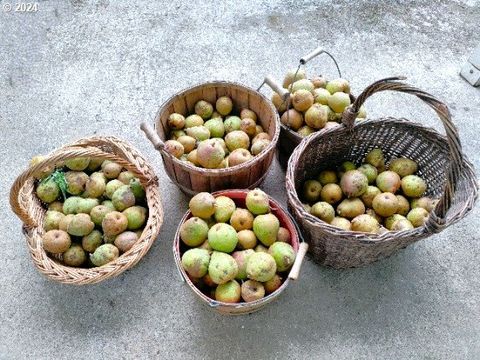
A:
286,77,478,269
141,81,281,196
9,137,164,285
173,189,308,315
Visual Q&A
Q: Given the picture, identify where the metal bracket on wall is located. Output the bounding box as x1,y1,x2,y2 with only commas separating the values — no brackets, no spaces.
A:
460,44,480,87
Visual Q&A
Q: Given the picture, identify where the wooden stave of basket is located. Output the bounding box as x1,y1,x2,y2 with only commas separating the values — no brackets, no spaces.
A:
146,81,280,196
173,189,308,315
9,136,164,285
285,77,478,269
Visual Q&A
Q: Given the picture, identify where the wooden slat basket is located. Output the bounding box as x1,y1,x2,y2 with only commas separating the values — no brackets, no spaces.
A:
141,81,280,196
9,136,164,285
286,77,478,268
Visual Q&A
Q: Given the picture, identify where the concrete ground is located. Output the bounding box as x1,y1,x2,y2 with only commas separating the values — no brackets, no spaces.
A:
1,0,479,359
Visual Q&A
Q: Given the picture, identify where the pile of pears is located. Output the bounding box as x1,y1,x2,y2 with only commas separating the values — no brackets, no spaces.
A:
272,69,366,136
164,97,272,169
301,148,438,233
180,189,296,304
33,156,148,267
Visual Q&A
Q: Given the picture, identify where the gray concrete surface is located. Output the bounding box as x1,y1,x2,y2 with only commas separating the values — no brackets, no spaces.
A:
1,1,479,359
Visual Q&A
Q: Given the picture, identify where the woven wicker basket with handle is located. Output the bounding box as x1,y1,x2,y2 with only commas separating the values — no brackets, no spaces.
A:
9,136,164,285
286,77,478,268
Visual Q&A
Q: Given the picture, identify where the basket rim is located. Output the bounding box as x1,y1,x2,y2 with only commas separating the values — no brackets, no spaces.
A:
286,117,478,244
13,136,164,284
154,81,280,177
173,189,300,311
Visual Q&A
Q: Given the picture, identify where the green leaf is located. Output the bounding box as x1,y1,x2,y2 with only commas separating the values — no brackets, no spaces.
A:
42,169,68,200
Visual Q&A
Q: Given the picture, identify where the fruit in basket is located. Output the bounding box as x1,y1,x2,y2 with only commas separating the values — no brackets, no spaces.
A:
101,161,123,179
255,244,268,253
376,171,401,193
76,198,100,214
391,219,414,231
340,170,368,198
372,192,398,217
313,88,331,105
292,89,314,112
283,68,307,88
311,202,335,223
123,206,147,230
223,116,242,133
208,223,238,253
185,126,210,141
83,172,106,198
65,157,90,171
105,179,124,199
277,227,291,243
411,197,437,212
365,148,385,171
268,242,295,272
29,155,54,179
102,211,128,236
252,132,271,144
164,140,184,159
311,75,327,88
129,178,146,202
48,201,64,212
320,183,342,204
216,96,233,116
264,274,282,294
43,230,71,254
189,192,216,219
297,126,315,137
232,249,255,280
112,185,136,211
36,178,60,204
170,130,186,140
225,130,250,151
361,186,381,208
396,195,410,216
240,118,257,138
237,230,257,249
118,171,135,185
195,100,214,120
251,139,271,155
208,252,238,284
65,171,89,195
407,207,429,228
177,135,197,153
214,196,236,223
241,109,257,121
351,214,379,233
228,149,252,167
241,280,265,302
44,211,65,231
318,170,337,185
230,208,254,231
180,217,209,247
330,217,351,230
67,213,95,236
401,175,427,198
204,119,225,139
389,158,418,177
304,104,329,129
58,214,74,231
357,164,378,184
246,188,270,215
185,114,204,128
181,248,210,278
216,280,241,303
326,78,350,94
196,139,225,169
302,180,322,203
271,92,289,113
328,92,351,113
63,244,87,267
186,149,199,165
167,113,186,130
384,214,407,230
246,252,277,282
290,79,314,93
90,205,112,226
82,230,103,253
90,244,119,267
253,213,280,246
280,109,303,131
336,198,365,219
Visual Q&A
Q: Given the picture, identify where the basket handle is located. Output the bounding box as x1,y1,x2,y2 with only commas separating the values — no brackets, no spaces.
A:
10,146,148,228
288,242,308,280
140,122,165,151
341,76,463,227
298,46,342,78
259,76,290,101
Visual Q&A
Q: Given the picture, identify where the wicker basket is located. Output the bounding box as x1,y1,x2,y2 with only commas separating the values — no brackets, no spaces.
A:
9,136,164,285
173,189,308,315
286,77,478,268
141,81,280,196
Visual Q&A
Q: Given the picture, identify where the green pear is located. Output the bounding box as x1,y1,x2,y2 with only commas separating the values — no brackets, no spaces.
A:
181,248,210,278
253,213,280,246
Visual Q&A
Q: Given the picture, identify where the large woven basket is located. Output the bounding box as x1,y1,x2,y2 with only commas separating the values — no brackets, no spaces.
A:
173,189,308,315
286,77,478,268
9,136,164,285
141,81,280,196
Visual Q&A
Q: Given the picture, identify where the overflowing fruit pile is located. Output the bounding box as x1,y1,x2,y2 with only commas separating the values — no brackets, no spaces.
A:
272,69,366,136
301,149,438,233
179,189,296,303
164,97,272,169
32,156,147,267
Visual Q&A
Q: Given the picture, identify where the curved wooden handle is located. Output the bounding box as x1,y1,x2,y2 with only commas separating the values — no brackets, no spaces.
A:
300,47,324,64
342,76,463,225
288,242,308,280
140,122,165,151
264,76,289,100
